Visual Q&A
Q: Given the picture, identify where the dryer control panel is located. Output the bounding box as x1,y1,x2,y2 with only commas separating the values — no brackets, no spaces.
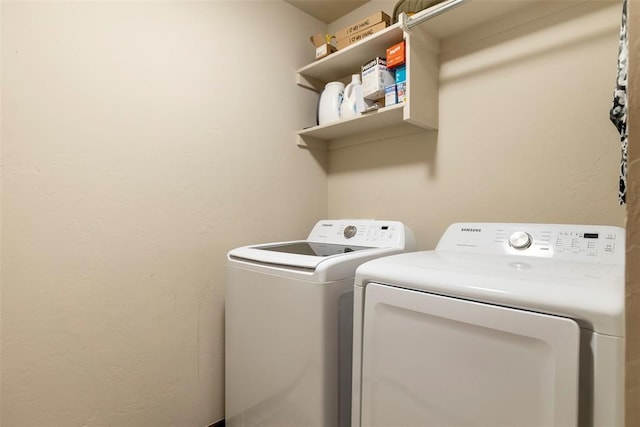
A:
436,223,625,264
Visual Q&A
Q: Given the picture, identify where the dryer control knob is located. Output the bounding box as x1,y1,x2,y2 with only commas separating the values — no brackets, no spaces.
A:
509,231,533,250
344,225,357,239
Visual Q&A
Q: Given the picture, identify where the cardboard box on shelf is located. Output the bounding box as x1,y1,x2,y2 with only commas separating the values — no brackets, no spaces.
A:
361,57,396,100
386,41,405,69
397,81,407,103
395,65,406,83
335,11,391,41
310,33,336,60
315,43,337,59
385,84,397,106
336,22,389,50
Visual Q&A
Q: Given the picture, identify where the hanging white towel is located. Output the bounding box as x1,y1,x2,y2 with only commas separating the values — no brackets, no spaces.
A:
610,0,628,205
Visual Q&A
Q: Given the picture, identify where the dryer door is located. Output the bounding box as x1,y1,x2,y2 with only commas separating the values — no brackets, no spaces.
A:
359,283,580,427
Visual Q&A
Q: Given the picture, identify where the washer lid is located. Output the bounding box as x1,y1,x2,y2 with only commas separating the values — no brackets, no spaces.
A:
229,240,377,270
227,219,415,273
229,241,411,282
254,241,375,257
355,250,624,336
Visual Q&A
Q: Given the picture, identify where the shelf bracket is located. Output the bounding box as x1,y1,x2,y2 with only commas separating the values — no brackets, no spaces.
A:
296,134,327,150
399,0,471,32
296,74,324,93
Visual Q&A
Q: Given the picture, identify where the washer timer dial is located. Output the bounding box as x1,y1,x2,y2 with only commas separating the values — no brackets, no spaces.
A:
509,231,533,250
343,225,357,239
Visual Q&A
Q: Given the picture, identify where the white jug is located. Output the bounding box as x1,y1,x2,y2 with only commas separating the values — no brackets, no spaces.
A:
340,74,365,120
318,81,344,125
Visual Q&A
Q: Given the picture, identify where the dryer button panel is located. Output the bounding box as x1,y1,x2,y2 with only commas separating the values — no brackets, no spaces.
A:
437,223,625,264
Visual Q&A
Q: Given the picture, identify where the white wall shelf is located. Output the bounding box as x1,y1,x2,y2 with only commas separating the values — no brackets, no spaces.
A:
296,21,439,150
296,25,407,92
297,104,432,150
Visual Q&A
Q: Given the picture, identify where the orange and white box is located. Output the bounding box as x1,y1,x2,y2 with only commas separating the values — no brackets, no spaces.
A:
386,41,405,69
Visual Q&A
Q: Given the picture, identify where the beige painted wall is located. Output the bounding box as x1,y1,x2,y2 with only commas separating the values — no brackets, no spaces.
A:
328,1,626,249
0,1,326,425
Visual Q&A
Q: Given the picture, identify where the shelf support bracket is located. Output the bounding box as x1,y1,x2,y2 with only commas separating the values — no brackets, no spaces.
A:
296,74,324,93
399,0,471,32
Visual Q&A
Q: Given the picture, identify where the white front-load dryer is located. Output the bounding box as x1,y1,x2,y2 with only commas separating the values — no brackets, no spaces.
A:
225,220,414,427
351,223,624,427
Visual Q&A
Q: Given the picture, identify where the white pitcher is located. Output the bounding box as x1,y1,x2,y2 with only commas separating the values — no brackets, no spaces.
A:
318,81,344,125
340,74,365,120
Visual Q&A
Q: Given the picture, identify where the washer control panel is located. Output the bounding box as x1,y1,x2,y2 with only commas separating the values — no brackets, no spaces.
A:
307,220,412,249
437,223,625,264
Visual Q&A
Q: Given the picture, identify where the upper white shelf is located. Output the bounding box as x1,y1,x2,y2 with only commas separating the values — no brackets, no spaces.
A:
297,24,405,90
295,0,548,91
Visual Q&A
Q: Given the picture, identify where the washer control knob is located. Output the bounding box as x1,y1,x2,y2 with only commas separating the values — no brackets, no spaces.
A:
344,225,357,239
509,231,533,250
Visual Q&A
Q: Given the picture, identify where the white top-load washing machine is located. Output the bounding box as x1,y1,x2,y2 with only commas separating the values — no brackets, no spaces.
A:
351,223,624,427
225,219,414,427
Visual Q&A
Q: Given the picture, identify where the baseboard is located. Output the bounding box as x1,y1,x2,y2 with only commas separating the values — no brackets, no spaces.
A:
208,419,224,427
